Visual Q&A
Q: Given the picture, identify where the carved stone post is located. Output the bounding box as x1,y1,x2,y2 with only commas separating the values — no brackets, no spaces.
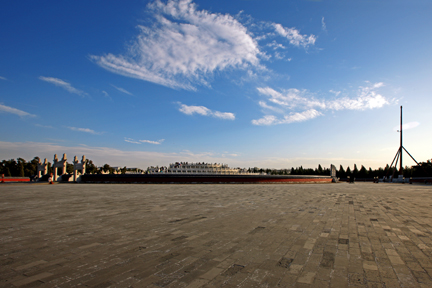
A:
37,158,48,178
73,155,86,182
53,153,67,181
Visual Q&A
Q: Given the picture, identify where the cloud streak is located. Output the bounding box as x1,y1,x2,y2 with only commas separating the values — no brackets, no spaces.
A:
39,76,87,96
252,109,322,126
0,103,36,117
178,102,235,120
67,126,103,135
111,85,133,95
125,138,165,144
321,17,327,32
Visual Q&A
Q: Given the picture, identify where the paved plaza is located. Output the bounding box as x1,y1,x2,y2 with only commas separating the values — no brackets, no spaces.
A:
1,183,432,287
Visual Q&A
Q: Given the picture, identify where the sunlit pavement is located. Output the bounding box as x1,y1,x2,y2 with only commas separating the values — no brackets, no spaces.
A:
1,183,432,287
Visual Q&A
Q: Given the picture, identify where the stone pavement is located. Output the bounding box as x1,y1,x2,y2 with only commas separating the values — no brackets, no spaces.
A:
1,183,432,287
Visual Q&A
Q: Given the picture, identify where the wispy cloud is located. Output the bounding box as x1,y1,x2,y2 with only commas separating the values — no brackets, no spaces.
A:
253,82,390,125
39,76,87,96
102,90,112,101
0,76,8,81
111,84,133,95
252,109,322,126
35,124,54,129
140,139,165,145
0,103,36,117
273,23,316,48
393,122,420,131
258,82,388,112
258,101,283,113
67,126,103,135
125,138,165,145
124,138,141,144
178,102,235,120
321,17,327,32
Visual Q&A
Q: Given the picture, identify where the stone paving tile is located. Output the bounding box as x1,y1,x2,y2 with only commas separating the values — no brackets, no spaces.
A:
1,183,432,287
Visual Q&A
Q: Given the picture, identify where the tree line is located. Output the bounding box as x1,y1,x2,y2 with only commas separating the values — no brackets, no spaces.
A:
250,162,432,178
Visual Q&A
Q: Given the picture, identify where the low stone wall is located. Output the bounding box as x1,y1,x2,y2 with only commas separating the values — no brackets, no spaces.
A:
80,174,333,184
1,177,30,183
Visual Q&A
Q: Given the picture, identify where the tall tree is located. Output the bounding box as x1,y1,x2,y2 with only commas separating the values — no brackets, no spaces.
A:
346,166,351,176
338,165,346,178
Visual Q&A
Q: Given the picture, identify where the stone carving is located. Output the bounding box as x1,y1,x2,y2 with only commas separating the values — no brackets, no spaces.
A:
73,155,86,182
52,153,67,181
37,158,48,178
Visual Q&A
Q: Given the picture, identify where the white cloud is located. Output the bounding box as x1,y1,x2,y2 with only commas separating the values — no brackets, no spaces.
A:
252,109,322,126
178,102,235,120
91,0,261,90
258,82,388,112
140,139,165,145
254,82,389,125
257,87,325,110
67,127,103,135
179,104,210,116
326,82,388,110
212,111,236,120
0,76,7,81
0,103,36,117
251,115,277,126
321,17,327,32
258,101,283,113
273,23,316,48
39,76,87,96
125,138,142,144
111,84,133,95
125,138,165,144
393,122,420,131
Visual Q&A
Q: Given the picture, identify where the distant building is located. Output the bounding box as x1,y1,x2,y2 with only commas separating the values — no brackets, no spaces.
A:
146,162,260,175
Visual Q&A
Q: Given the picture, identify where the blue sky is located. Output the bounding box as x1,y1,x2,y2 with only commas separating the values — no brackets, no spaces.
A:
1,0,431,170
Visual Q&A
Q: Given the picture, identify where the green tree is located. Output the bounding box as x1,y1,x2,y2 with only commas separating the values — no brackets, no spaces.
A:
25,157,40,176
85,160,98,174
66,163,74,174
102,164,114,174
5,167,11,177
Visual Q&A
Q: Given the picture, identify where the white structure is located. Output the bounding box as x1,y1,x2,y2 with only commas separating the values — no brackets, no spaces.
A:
73,155,86,182
147,162,257,175
37,158,48,178
52,153,67,181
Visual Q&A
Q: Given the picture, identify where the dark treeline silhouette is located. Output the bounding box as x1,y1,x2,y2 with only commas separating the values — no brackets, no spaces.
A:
250,162,432,178
2,156,431,178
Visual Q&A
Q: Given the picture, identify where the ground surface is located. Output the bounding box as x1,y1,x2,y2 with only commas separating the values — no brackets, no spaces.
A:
1,183,432,287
